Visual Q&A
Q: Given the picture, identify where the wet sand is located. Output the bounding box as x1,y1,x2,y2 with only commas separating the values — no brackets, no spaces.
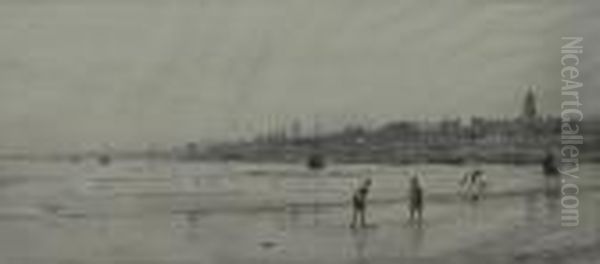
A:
0,161,598,263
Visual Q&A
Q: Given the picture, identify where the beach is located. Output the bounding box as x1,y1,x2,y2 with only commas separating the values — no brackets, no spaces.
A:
0,0,597,263
0,161,598,264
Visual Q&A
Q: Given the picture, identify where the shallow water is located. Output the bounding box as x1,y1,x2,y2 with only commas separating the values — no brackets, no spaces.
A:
0,160,598,263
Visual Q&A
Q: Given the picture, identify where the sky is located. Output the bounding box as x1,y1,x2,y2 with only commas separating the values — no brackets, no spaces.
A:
0,0,596,152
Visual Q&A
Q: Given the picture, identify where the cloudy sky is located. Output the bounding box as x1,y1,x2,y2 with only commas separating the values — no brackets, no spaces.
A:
0,0,595,152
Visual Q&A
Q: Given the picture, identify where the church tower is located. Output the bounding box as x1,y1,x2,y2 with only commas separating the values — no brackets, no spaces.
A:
522,86,538,120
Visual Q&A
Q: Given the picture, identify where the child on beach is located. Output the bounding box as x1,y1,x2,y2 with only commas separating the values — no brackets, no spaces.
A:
408,175,424,223
542,151,561,194
459,169,487,201
351,178,372,228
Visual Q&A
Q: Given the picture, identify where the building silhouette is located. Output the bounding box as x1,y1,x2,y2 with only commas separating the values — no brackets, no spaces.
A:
522,86,538,120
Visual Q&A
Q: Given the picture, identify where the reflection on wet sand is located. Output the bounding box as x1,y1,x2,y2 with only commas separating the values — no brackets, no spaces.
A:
544,192,560,221
523,192,539,224
524,191,561,225
348,218,426,263
351,229,369,264
409,224,426,257
1,162,599,264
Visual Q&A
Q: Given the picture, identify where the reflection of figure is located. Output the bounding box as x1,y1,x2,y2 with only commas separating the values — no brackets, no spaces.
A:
408,175,424,224
351,229,369,264
409,225,425,257
544,191,560,218
459,169,487,201
524,192,539,224
351,179,372,229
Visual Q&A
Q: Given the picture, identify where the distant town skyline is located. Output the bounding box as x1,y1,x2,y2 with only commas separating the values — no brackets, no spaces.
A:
0,0,597,152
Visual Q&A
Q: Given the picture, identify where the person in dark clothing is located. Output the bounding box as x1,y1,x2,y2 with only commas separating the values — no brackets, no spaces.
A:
543,152,560,176
351,178,372,228
542,152,561,194
408,175,424,223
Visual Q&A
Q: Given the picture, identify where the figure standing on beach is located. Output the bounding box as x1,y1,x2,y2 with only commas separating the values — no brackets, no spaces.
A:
408,175,424,224
542,152,559,176
350,178,372,228
542,151,560,192
459,169,487,201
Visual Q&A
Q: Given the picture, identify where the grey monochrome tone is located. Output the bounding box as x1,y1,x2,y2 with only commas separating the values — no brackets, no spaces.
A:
0,0,598,264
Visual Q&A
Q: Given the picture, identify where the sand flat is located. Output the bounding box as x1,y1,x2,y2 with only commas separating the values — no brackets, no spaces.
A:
0,161,598,263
